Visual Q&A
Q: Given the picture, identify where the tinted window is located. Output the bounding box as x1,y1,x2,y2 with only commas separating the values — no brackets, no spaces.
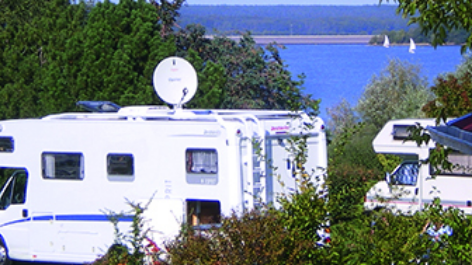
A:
0,137,14,152
42,152,84,180
107,154,134,176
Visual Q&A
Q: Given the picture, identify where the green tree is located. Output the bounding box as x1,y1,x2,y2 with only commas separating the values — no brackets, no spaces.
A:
37,0,89,115
326,98,358,138
422,56,472,120
184,49,226,109
0,0,178,119
173,24,227,109
150,0,185,38
0,0,87,119
77,0,175,107
356,58,432,130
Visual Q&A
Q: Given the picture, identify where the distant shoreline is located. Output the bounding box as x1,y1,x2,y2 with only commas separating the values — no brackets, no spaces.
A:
206,35,374,45
205,35,446,46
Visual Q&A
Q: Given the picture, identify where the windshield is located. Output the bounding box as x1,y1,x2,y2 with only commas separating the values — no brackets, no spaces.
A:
391,162,419,186
0,169,28,210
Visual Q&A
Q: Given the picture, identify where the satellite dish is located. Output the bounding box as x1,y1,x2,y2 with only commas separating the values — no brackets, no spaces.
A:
153,57,198,108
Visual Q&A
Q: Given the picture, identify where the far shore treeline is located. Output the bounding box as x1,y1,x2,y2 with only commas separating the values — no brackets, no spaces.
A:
180,5,468,45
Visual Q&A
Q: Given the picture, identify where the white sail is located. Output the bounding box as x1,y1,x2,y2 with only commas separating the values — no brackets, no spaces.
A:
409,38,416,53
383,35,390,48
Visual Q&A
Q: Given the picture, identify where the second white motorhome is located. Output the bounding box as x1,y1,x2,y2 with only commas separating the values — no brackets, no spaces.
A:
0,57,328,264
365,118,472,215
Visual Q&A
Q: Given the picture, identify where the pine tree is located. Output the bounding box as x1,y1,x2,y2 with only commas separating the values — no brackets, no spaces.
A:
0,0,62,119
38,0,89,115
78,0,175,107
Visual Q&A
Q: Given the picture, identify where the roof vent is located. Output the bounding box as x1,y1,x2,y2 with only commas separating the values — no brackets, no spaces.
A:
76,101,121,113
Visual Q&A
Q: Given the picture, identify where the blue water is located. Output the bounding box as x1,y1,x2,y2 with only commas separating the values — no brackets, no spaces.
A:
279,44,465,120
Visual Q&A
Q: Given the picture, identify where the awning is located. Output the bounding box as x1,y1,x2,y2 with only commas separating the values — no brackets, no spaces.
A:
427,113,472,155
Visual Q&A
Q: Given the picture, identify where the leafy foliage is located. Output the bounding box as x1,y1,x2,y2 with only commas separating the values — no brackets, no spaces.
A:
93,199,160,265
326,98,359,138
422,56,472,121
165,209,325,265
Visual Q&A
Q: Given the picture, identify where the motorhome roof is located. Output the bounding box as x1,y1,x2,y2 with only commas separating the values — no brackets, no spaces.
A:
373,118,438,154
41,106,310,121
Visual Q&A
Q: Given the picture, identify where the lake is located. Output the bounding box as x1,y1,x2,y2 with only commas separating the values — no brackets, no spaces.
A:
279,44,466,121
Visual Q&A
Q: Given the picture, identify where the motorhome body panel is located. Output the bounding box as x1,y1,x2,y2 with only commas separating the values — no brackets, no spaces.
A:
0,118,235,262
0,109,326,263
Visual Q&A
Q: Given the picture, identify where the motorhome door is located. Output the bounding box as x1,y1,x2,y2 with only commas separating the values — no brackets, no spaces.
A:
0,169,29,257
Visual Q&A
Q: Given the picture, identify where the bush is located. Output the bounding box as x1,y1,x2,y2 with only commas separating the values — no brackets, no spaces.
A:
165,209,320,265
165,169,331,265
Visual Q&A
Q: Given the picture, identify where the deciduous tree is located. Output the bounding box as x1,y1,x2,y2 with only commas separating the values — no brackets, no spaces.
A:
326,98,359,137
422,56,472,120
356,58,432,130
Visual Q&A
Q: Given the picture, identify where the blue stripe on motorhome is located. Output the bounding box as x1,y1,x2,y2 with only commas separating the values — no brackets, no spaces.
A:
55,214,133,222
0,218,31,228
33,215,53,221
0,214,133,228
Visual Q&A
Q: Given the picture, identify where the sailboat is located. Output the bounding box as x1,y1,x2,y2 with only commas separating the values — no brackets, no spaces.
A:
409,38,416,54
383,35,390,48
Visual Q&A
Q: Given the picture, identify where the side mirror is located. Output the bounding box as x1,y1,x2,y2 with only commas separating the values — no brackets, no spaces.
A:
385,172,391,184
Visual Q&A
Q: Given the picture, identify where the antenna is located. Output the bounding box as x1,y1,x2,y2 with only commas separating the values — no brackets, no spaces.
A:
153,57,198,109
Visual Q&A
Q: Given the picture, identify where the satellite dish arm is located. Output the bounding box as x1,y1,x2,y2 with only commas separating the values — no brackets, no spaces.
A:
176,88,188,109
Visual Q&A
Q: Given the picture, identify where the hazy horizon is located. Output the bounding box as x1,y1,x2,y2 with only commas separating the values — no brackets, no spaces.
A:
107,0,390,6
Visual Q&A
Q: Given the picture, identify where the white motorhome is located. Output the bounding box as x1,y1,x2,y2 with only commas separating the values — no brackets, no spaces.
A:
365,118,472,215
0,57,328,264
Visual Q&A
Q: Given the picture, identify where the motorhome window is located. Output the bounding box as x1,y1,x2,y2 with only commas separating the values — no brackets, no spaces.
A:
186,199,221,226
0,169,28,210
186,149,218,174
430,150,472,176
391,162,419,186
107,154,134,176
0,137,14,152
392,125,414,140
42,152,84,180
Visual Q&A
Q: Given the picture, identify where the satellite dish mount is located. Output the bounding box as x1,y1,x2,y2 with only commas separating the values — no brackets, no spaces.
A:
153,57,198,110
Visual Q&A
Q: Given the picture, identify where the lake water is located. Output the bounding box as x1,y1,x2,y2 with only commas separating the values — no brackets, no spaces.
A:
279,44,466,121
